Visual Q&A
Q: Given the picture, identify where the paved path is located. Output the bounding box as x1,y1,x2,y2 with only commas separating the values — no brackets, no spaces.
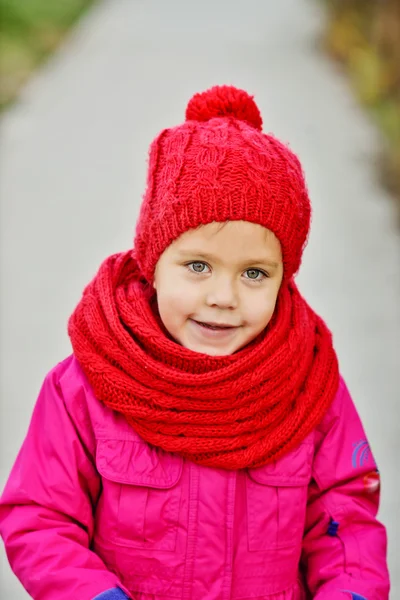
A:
1,0,399,596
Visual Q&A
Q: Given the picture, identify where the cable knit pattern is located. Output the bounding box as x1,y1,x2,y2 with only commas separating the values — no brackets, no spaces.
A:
68,251,339,471
135,85,311,283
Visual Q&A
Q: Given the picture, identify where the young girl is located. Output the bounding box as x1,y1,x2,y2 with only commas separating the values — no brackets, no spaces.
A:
0,85,390,600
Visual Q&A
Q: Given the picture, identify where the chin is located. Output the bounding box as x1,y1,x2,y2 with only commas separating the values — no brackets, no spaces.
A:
201,347,235,357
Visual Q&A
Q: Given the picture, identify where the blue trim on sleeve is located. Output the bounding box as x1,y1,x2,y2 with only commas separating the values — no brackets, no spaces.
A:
341,591,368,600
93,589,129,600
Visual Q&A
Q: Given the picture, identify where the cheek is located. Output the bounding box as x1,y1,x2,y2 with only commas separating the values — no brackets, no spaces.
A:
242,292,278,327
157,281,200,322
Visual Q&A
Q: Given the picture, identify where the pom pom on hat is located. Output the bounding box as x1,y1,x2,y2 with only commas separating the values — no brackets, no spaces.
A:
185,85,263,131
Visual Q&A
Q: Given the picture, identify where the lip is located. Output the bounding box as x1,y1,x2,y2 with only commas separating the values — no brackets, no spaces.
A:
195,321,238,329
188,319,240,341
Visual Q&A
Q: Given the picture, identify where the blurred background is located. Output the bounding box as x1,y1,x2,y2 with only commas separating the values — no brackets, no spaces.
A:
0,0,399,597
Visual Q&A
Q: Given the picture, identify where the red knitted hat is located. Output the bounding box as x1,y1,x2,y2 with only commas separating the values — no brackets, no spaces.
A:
134,85,311,282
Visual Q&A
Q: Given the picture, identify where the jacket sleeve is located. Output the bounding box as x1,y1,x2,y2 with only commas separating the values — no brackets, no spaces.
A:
0,362,132,600
301,377,390,600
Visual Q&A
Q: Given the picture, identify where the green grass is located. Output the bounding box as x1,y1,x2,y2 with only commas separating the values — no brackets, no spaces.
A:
0,0,96,109
321,0,400,201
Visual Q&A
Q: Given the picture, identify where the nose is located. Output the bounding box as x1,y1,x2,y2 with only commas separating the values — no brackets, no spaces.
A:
205,276,238,310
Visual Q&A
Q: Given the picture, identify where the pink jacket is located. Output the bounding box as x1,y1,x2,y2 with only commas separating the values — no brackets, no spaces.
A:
0,356,389,600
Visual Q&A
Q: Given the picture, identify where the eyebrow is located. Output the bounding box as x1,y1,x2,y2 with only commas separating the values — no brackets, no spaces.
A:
176,250,280,270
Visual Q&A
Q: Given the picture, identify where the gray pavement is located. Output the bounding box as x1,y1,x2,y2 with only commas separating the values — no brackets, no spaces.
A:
1,0,399,597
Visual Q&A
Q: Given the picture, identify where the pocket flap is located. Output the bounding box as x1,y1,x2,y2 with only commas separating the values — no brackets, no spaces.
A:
96,439,183,489
248,440,314,486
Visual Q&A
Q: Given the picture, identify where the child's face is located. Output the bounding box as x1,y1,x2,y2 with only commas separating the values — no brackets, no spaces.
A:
153,221,283,356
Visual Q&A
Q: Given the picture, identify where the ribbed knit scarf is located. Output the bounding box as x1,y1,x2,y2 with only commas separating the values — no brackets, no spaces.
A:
68,251,339,470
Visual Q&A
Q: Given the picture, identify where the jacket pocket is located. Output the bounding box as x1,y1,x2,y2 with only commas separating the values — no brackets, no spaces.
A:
246,440,313,552
95,438,183,551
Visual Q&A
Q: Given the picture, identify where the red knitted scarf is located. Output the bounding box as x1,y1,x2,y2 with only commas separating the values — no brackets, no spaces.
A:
68,251,339,470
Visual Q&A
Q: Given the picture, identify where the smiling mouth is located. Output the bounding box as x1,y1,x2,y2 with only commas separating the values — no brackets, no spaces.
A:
192,320,238,330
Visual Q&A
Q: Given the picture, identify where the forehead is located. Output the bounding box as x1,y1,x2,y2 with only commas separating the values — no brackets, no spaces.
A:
175,221,280,252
